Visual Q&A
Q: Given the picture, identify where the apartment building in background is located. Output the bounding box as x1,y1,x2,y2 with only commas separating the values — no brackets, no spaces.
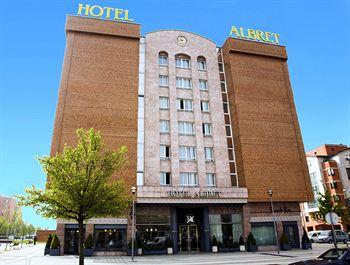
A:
49,13,312,255
301,144,350,231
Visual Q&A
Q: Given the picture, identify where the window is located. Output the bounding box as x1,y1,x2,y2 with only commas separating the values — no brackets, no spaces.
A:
160,145,170,160
180,173,197,186
159,120,170,133
199,80,208,91
209,213,243,249
330,181,338,189
176,77,192,89
228,148,234,161
223,102,229,113
94,224,126,251
177,98,193,111
251,223,277,246
160,172,171,186
178,121,195,135
198,59,206,70
220,82,226,92
179,146,196,161
231,173,237,187
347,168,350,180
204,147,214,161
305,216,310,222
201,101,210,112
202,123,212,136
206,173,215,187
225,125,231,137
158,52,168,66
159,97,169,109
159,75,168,86
218,63,224,73
327,168,335,176
175,55,190,68
333,195,340,202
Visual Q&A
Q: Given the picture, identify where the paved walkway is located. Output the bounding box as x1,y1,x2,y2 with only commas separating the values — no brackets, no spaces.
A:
0,243,347,265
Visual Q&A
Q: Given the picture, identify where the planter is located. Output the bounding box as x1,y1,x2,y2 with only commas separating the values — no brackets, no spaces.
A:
280,243,291,251
302,242,312,250
246,244,257,252
167,247,173,254
44,248,50,255
239,245,246,252
50,248,60,256
219,247,240,252
143,249,166,255
84,248,94,257
212,246,218,252
137,248,142,255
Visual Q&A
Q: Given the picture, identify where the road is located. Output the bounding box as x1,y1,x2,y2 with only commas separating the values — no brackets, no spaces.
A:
0,243,348,265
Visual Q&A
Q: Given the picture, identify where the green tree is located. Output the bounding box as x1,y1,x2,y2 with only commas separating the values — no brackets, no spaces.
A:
0,216,9,236
311,190,347,227
27,224,36,235
17,128,131,265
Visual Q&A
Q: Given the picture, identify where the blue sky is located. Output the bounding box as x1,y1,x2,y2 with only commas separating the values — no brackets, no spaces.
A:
0,0,349,229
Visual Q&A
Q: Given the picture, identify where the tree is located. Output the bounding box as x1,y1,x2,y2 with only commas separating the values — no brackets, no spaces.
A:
27,224,36,235
311,190,348,229
0,216,9,236
17,128,131,265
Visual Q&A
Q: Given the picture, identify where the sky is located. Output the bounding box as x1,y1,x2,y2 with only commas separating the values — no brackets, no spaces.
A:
0,0,349,229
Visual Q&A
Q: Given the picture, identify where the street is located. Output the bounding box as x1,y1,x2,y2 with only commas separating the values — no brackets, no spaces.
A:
1,243,348,265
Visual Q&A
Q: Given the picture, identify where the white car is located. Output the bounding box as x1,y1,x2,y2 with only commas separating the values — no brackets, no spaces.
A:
308,231,321,243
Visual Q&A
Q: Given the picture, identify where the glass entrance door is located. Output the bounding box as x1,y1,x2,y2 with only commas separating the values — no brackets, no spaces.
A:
64,229,79,254
283,222,300,248
179,224,199,252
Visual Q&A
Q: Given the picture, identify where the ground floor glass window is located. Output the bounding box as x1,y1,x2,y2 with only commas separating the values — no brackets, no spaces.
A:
94,224,126,251
209,213,243,249
251,222,276,246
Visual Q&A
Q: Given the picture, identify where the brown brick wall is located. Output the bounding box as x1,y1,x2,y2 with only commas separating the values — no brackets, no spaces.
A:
36,229,57,242
50,16,140,192
222,38,312,202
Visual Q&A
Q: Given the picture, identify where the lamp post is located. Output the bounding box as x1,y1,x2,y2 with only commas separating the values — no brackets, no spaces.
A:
268,189,280,254
131,186,137,262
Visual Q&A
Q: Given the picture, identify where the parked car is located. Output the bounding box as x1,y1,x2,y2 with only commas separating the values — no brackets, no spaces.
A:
146,236,166,246
317,230,349,244
308,231,322,243
289,248,350,264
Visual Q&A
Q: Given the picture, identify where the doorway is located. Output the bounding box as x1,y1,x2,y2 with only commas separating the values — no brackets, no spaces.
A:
179,224,200,252
64,228,79,254
283,221,300,248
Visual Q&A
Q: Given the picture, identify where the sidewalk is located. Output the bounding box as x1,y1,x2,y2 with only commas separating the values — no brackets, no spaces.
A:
0,243,345,265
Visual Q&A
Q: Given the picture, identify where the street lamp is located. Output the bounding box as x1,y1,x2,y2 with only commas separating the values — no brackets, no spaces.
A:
131,186,137,262
268,189,280,254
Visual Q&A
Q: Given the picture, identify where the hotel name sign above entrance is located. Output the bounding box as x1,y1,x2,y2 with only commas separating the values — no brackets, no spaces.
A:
166,189,221,198
229,26,280,44
77,3,134,22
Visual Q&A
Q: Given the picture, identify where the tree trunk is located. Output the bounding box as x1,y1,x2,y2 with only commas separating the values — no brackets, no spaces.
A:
78,219,85,265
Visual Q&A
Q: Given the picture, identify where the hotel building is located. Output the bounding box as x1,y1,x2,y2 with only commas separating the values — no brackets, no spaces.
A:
301,144,350,232
51,14,312,255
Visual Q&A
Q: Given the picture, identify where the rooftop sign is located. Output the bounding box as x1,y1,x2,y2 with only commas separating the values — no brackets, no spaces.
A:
229,26,280,44
77,3,133,22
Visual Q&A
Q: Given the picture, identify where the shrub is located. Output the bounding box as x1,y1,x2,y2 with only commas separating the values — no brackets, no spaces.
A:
246,233,256,246
50,234,60,249
85,234,93,249
239,235,245,246
45,234,52,249
232,241,239,248
212,236,218,246
302,229,310,244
